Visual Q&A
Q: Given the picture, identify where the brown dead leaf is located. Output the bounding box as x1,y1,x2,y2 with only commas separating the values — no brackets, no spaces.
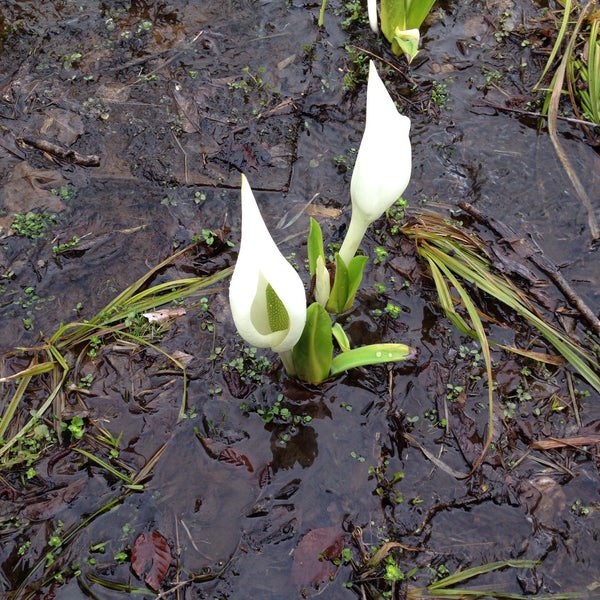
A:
0,161,66,216
305,205,342,219
530,435,600,450
22,478,87,520
291,526,345,586
142,307,186,324
172,83,199,133
218,447,254,472
131,530,172,591
169,349,195,366
39,108,84,146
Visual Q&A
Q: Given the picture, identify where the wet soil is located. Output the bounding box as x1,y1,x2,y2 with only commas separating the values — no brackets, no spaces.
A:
0,1,599,598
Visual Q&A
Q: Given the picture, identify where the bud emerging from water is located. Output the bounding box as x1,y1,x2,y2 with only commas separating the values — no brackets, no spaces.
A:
339,61,412,265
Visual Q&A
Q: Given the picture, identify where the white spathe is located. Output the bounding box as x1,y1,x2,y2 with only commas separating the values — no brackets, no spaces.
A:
339,60,412,265
367,0,378,33
229,175,307,353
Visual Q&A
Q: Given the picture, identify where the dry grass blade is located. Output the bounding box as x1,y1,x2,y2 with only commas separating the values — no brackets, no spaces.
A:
0,245,232,469
403,214,600,395
424,251,495,474
530,435,600,450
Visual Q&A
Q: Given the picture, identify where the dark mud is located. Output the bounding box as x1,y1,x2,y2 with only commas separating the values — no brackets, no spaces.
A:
0,1,599,598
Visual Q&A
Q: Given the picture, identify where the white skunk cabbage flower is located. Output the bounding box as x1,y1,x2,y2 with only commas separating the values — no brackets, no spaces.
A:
229,175,307,356
339,61,411,265
367,0,378,33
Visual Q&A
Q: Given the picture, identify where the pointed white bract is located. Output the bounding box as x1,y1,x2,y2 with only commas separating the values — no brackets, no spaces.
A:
229,175,307,353
339,60,412,265
367,0,378,33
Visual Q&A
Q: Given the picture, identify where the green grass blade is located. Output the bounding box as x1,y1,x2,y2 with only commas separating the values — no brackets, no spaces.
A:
73,448,135,485
420,240,600,393
533,0,572,93
427,251,495,472
428,560,539,590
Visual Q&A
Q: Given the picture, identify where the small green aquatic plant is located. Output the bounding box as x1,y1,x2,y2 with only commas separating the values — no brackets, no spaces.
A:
228,62,414,384
367,0,437,62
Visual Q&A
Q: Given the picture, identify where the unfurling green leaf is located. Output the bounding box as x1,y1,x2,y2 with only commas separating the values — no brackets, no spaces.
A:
326,254,368,314
380,0,435,60
380,0,436,37
392,28,420,62
326,254,348,314
332,323,351,353
344,255,368,312
307,218,325,276
291,302,333,384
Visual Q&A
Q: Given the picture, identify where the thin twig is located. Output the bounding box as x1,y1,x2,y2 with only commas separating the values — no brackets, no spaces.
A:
475,98,600,128
172,130,188,185
17,136,100,166
458,201,600,338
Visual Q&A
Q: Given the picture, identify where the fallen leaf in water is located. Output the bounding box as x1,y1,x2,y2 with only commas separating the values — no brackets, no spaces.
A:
22,478,87,520
169,350,195,366
131,530,171,591
218,447,254,472
222,367,254,398
291,526,345,586
0,161,66,217
142,307,186,324
39,108,84,146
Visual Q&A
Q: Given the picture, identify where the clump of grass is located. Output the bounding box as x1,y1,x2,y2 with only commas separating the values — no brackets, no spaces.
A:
0,244,232,470
570,16,600,125
401,211,600,470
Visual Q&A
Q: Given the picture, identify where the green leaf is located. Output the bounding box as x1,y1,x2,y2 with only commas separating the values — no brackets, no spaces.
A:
380,0,407,41
332,323,350,352
292,302,333,384
343,255,368,312
307,218,325,276
380,0,435,57
326,254,368,314
330,343,415,377
405,0,436,30
326,253,349,314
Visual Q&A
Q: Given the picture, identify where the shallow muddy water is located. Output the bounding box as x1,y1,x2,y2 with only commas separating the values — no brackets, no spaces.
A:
0,1,599,598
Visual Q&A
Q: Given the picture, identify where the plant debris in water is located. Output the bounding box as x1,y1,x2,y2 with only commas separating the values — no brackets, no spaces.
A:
0,1,598,599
